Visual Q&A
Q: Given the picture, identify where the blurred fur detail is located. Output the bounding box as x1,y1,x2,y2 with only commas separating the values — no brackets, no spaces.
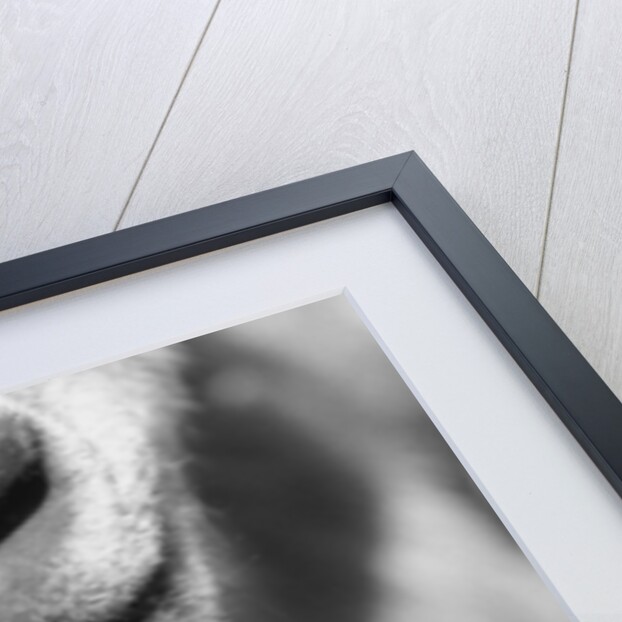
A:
0,349,222,622
0,298,568,622
181,386,379,622
0,343,378,622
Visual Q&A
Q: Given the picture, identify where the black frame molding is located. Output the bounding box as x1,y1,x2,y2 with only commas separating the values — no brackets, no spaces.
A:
1,151,621,499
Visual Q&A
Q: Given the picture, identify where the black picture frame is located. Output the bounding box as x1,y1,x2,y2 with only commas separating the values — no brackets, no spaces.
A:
1,150,621,500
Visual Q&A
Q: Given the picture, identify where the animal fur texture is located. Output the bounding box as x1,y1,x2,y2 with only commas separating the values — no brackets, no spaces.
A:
0,298,568,622
0,342,377,622
0,348,225,621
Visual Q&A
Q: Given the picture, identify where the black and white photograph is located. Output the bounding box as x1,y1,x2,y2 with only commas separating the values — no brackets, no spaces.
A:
2,2,622,620
0,297,568,621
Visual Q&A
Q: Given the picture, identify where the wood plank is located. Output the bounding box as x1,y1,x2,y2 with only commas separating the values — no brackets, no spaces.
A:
0,0,218,262
539,1,622,400
119,0,576,290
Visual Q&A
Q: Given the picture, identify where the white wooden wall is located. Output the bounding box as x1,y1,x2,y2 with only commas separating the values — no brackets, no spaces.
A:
1,0,620,401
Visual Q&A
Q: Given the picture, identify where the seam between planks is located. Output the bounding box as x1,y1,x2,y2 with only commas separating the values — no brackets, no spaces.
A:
534,0,581,298
113,0,225,231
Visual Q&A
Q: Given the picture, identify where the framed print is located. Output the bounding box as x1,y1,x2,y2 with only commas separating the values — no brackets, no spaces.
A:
0,151,620,621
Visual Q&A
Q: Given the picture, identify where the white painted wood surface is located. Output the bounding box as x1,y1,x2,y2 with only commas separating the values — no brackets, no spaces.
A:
3,1,622,615
0,0,218,262
2,206,619,621
539,1,622,401
118,0,576,290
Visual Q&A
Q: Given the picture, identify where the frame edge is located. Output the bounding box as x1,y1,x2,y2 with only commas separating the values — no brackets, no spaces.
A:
2,150,621,502
0,152,411,311
392,151,622,499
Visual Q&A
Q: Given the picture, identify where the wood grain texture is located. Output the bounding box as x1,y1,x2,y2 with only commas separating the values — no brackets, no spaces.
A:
119,0,576,290
0,0,218,262
539,1,622,400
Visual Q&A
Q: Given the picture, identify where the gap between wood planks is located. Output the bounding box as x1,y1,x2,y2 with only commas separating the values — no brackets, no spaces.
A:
535,0,581,299
113,0,225,232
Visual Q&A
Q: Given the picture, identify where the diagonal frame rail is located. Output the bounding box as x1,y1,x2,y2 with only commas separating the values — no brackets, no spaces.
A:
1,150,621,500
